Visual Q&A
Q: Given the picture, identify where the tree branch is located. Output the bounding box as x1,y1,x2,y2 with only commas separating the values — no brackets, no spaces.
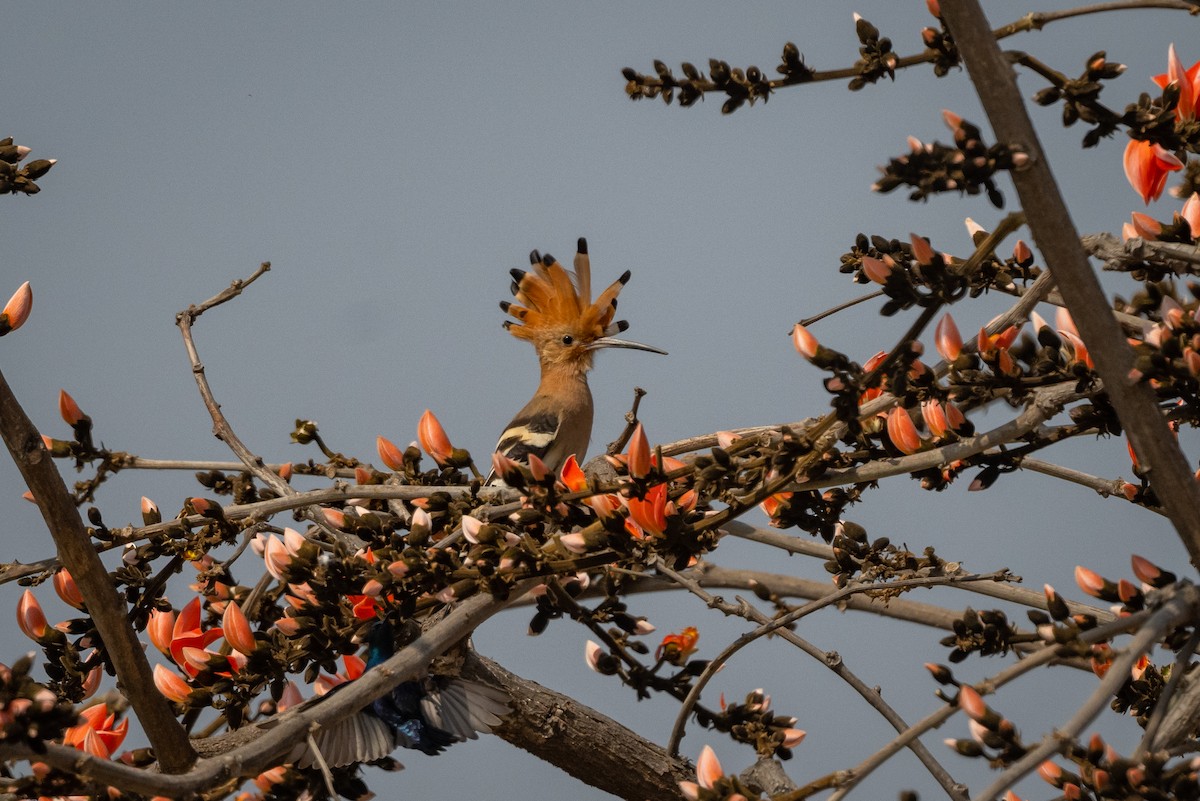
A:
940,0,1200,568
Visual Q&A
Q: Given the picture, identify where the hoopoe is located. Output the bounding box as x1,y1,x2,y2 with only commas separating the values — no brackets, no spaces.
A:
490,238,664,480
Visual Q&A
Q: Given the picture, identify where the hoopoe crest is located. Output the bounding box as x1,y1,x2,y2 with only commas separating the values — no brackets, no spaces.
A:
491,238,664,481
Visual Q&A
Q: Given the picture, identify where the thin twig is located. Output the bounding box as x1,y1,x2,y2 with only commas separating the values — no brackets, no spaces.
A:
972,586,1198,801
657,559,971,801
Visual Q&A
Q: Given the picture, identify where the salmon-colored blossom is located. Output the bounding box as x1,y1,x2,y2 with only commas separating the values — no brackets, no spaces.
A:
886,407,922,455
222,602,256,656
153,664,192,703
418,409,453,465
64,702,128,758
376,435,405,472
791,323,819,361
53,568,84,610
0,281,31,335
58,389,86,426
16,589,48,642
1124,139,1183,204
696,744,723,788
626,422,652,479
935,314,962,362
168,597,224,676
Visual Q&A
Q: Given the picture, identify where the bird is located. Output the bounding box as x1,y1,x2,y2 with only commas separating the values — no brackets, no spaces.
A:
293,621,510,769
491,238,665,480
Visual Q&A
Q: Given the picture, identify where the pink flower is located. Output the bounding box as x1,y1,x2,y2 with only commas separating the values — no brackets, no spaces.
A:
1124,139,1183,204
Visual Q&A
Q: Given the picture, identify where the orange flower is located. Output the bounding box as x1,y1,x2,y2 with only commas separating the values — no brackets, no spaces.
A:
1123,139,1183,204
626,422,651,479
1152,44,1200,121
376,435,405,472
58,389,86,426
222,602,256,656
935,314,962,361
52,568,84,610
153,664,192,703
0,281,31,336
168,597,224,676
627,483,668,536
656,626,699,665
64,702,128,758
559,454,588,492
886,407,922,455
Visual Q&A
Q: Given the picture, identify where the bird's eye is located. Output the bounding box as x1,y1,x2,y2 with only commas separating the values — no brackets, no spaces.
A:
561,334,574,345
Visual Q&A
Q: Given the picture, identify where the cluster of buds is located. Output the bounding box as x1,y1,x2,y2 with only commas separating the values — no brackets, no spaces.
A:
621,56,771,113
919,0,958,78
939,607,1019,662
708,689,806,760
679,745,763,801
822,520,953,588
0,137,55,196
1070,556,1181,723
0,655,77,756
874,112,1028,207
944,684,1029,769
848,14,896,91
1125,284,1200,399
1038,733,1197,801
1031,51,1127,141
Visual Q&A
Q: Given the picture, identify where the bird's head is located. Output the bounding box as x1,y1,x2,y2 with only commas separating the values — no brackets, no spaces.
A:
500,238,665,375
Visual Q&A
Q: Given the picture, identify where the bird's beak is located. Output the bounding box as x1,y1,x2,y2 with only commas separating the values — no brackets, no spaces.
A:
588,336,667,355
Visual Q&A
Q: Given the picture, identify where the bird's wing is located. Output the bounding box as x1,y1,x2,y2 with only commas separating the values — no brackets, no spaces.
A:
493,407,561,465
292,712,399,769
419,679,511,741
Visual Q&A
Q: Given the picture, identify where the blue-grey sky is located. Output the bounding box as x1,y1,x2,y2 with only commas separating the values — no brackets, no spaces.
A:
2,3,1196,799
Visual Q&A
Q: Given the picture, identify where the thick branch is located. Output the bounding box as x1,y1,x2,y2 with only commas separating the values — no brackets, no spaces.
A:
0,368,196,772
940,0,1200,567
462,652,693,801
